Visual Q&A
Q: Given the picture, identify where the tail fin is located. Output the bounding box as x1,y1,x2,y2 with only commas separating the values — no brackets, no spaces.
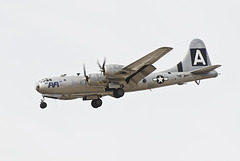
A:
167,39,218,72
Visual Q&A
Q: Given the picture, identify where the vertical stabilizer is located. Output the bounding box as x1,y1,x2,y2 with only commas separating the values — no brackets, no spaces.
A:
167,39,213,72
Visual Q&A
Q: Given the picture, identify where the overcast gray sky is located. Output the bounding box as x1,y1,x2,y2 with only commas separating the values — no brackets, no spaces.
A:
0,0,239,161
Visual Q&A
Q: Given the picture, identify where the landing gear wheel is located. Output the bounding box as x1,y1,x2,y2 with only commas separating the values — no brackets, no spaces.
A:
40,101,47,109
91,99,102,108
113,88,125,98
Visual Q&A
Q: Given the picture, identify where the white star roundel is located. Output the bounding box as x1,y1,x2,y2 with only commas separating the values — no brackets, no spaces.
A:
152,75,168,84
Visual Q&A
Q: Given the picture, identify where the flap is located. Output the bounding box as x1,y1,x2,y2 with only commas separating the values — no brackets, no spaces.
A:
126,64,156,86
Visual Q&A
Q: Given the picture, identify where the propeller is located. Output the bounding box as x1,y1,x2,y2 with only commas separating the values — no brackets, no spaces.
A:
97,57,106,75
83,64,89,84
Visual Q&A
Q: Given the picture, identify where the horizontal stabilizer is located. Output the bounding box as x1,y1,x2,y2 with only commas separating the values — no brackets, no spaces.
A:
191,65,221,74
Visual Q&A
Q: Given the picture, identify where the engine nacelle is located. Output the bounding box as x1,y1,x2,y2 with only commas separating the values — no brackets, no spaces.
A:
105,64,124,76
88,73,107,86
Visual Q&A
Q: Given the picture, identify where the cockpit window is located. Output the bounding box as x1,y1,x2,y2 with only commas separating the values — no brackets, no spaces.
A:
39,78,52,83
41,78,50,83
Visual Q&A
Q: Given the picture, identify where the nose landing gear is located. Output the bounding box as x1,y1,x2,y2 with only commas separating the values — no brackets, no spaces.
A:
40,99,47,109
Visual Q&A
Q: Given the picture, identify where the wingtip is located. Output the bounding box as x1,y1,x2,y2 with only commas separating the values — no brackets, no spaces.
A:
162,47,173,51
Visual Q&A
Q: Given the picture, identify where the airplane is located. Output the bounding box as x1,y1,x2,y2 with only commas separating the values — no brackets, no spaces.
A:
35,39,221,109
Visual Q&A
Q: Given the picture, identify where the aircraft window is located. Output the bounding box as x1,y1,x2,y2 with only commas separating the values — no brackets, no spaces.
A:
142,79,147,83
168,72,171,74
64,79,66,81
49,79,52,81
60,74,67,77
43,78,49,82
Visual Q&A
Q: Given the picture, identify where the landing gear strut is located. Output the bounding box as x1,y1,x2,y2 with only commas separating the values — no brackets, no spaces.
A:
91,99,102,108
40,98,47,109
195,80,200,85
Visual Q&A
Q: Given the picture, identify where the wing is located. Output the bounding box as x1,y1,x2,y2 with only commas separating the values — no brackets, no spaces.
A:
115,47,173,86
123,47,173,71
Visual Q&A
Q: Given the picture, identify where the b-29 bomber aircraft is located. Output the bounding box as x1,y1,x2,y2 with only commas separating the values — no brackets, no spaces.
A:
35,39,221,109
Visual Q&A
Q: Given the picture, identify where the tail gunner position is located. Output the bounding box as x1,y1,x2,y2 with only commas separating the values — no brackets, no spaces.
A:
35,39,221,109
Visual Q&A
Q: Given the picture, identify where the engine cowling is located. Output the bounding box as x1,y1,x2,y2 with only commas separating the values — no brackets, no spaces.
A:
105,64,124,76
88,73,107,86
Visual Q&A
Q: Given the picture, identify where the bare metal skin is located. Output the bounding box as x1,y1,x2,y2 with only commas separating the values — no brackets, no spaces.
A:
36,39,221,108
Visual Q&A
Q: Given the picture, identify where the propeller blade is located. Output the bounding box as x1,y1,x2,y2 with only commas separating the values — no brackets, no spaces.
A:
83,64,86,77
83,64,88,83
102,57,106,75
97,60,102,69
102,57,106,69
97,58,106,75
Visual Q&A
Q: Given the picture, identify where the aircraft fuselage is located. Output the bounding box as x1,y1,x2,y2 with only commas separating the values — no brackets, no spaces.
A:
36,70,218,100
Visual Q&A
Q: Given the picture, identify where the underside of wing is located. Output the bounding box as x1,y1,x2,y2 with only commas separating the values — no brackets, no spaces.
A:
125,64,156,86
117,47,173,86
123,47,173,71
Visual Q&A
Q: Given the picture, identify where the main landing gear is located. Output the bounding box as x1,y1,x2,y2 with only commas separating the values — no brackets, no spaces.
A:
113,88,125,98
91,99,102,108
90,88,125,108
